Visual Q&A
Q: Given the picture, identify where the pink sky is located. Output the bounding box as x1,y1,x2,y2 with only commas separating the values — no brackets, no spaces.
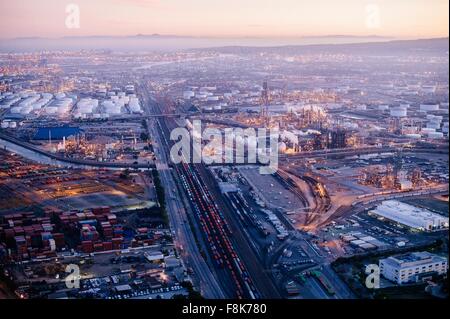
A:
0,0,448,38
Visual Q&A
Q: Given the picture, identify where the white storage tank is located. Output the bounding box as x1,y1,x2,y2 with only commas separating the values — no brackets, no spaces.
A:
183,91,195,99
356,104,367,111
207,96,220,101
428,132,444,139
390,107,407,117
55,93,66,100
45,106,58,114
420,104,439,112
121,96,130,104
102,100,121,114
20,105,33,114
128,97,141,113
19,95,40,107
76,98,97,114
42,93,53,99
421,128,436,134
426,122,441,130
10,106,22,113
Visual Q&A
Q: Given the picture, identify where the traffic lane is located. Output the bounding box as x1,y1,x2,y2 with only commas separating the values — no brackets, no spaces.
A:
145,107,227,298
321,265,355,299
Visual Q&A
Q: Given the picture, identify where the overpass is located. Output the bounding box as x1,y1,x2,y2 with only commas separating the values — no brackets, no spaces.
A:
280,145,448,161
101,113,187,122
280,146,400,161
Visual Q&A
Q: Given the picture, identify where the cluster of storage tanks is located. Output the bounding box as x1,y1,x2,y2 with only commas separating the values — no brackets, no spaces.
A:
376,102,448,139
0,88,142,121
421,114,446,139
389,104,409,117
0,91,66,116
420,103,440,112
0,91,77,117
380,103,447,118
420,104,448,139
73,93,141,119
42,94,73,115
184,88,221,101
1,120,18,129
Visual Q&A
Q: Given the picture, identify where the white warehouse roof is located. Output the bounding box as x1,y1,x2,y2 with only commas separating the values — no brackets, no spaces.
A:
370,200,449,231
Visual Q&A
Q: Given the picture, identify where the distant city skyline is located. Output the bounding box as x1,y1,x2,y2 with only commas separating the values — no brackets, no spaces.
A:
0,0,448,39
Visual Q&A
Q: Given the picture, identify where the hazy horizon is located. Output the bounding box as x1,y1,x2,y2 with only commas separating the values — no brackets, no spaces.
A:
1,34,447,53
0,0,448,39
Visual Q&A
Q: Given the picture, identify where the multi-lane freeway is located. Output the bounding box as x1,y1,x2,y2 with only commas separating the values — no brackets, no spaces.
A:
140,90,226,299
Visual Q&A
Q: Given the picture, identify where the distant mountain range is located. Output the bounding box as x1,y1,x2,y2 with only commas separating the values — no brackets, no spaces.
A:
0,34,448,54
201,37,450,55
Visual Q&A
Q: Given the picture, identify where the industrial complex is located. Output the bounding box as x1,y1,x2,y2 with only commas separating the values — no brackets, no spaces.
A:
0,8,448,303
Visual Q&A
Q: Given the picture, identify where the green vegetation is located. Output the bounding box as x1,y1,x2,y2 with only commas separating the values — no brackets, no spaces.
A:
140,132,149,141
373,283,432,299
142,119,148,130
332,239,445,298
151,169,169,225
119,168,131,180
180,281,204,299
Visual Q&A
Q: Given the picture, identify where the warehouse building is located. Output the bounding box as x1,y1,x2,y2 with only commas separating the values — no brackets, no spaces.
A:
380,252,448,285
369,200,449,231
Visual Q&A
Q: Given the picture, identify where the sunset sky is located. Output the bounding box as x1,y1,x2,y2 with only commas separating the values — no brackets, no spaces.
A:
0,0,448,39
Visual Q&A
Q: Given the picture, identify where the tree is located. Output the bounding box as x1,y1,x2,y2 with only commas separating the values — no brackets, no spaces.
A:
140,132,149,141
119,169,130,180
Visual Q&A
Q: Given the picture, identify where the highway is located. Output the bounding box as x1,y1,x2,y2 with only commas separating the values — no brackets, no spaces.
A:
140,90,226,299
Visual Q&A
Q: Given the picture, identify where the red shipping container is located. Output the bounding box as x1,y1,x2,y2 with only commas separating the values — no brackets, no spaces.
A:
69,217,78,224
53,233,65,248
103,241,113,251
91,208,103,215
13,227,24,236
81,240,93,253
4,229,14,238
